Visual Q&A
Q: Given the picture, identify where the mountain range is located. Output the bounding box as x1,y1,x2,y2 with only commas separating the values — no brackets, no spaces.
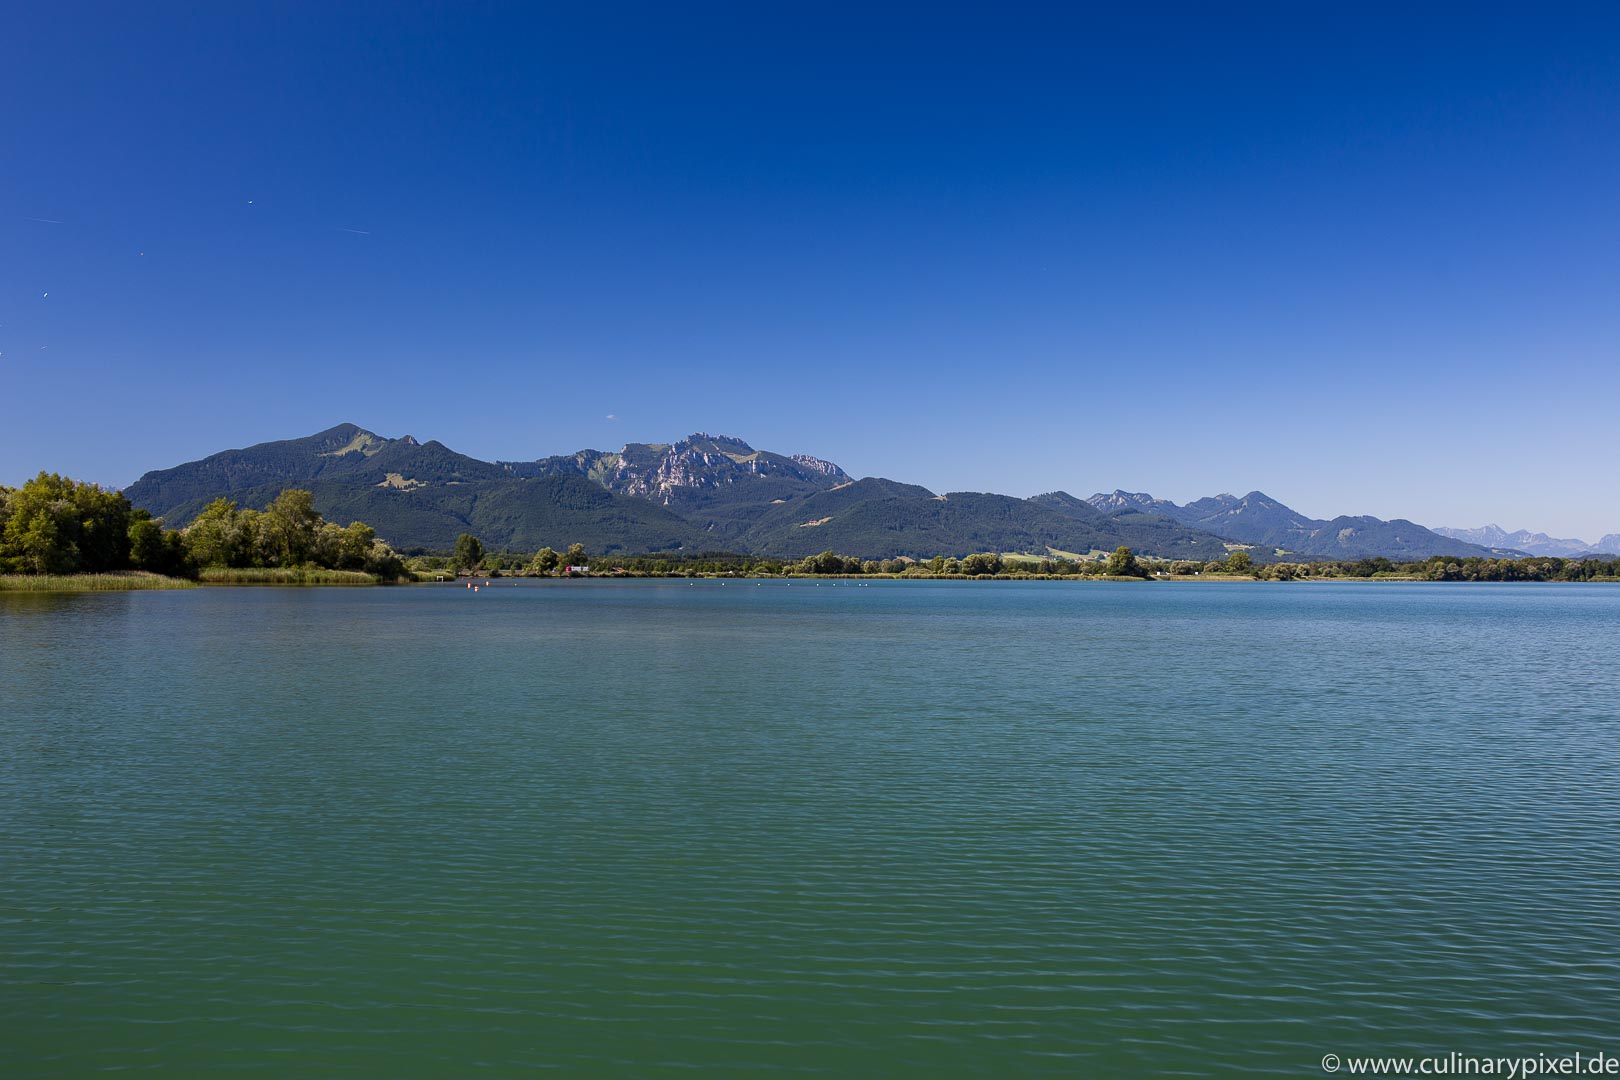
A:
1431,525,1620,558
1083,490,1516,561
124,423,1526,562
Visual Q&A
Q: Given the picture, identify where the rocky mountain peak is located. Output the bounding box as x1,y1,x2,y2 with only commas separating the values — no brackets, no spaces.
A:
790,454,846,478
683,432,754,451
593,434,849,505
1087,490,1178,514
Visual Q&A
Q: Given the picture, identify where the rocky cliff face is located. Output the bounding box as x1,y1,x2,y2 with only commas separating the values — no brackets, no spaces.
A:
789,453,846,479
602,434,848,505
1086,490,1180,515
503,434,851,533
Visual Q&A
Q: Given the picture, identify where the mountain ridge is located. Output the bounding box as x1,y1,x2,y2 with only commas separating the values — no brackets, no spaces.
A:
124,424,1519,561
1433,524,1620,558
1083,489,1506,561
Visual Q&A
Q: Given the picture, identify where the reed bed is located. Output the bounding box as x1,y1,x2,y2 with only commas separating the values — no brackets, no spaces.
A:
198,567,384,585
0,572,199,592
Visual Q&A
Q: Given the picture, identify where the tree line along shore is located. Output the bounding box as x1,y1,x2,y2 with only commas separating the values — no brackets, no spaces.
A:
3,474,1617,592
0,473,408,589
448,543,1620,583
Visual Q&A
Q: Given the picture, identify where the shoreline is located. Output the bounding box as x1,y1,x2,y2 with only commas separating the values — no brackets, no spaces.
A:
6,571,1617,594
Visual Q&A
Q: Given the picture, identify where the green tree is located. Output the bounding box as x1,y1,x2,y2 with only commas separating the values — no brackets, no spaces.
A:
801,550,857,574
127,516,166,570
564,542,587,568
310,520,378,570
1225,550,1254,574
530,546,561,575
128,513,191,577
337,522,376,569
0,472,134,574
1107,546,1141,577
961,552,1003,576
452,533,485,571
11,504,68,573
362,540,406,580
263,489,320,566
182,498,248,568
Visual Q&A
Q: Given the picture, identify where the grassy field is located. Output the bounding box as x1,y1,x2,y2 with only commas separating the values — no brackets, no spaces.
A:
198,567,386,585
0,572,198,592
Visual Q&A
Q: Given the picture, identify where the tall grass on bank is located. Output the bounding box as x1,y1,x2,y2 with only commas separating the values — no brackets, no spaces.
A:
198,567,387,585
0,571,199,592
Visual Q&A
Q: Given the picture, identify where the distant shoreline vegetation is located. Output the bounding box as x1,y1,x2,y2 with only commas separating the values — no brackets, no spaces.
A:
417,540,1620,584
3,473,1616,593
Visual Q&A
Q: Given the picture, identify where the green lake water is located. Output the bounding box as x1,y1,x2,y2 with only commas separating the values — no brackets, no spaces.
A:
3,580,1618,1076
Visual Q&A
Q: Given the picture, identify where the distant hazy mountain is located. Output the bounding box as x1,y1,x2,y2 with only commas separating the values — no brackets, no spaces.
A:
1085,489,1498,560
1431,525,1610,558
125,423,1523,561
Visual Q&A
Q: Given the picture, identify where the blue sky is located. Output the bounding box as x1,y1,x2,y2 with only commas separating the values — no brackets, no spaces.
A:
3,4,1617,538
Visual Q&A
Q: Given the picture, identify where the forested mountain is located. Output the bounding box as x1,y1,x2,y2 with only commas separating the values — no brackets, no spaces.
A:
740,482,1229,560
1083,489,1500,560
124,424,1511,561
123,425,705,553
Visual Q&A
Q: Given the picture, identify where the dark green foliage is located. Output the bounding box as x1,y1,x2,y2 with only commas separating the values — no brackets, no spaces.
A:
797,550,863,574
1107,546,1144,577
529,546,561,575
177,489,407,578
128,513,192,576
0,472,163,574
1244,554,1620,582
452,534,485,571
960,552,1003,576
263,489,321,567
1411,555,1620,582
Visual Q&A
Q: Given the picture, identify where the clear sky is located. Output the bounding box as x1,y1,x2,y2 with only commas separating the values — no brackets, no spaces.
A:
3,4,1617,539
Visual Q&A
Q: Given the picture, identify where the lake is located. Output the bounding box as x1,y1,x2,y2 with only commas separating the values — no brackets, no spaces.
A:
3,580,1618,1076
